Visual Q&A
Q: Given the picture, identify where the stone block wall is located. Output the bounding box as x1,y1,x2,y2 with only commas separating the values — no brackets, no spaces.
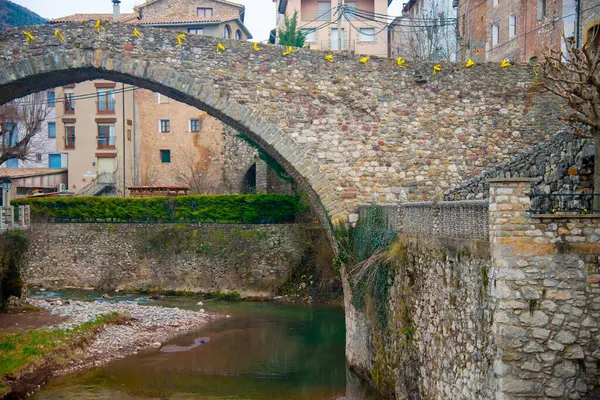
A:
489,178,600,399
445,130,594,201
23,223,307,296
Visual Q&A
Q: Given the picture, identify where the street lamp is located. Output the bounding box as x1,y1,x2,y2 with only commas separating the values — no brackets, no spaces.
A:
1,178,12,207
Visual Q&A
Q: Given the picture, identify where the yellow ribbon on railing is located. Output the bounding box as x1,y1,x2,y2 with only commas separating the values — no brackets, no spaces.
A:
433,64,441,75
177,33,186,46
23,31,35,45
54,29,65,41
133,28,141,38
465,58,475,68
359,57,369,64
324,54,334,62
253,42,261,51
501,59,511,69
217,43,226,53
397,57,407,68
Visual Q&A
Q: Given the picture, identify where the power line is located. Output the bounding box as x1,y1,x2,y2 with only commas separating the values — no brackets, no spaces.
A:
9,86,138,107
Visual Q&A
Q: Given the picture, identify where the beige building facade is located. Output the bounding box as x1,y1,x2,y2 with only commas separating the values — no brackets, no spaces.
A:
53,81,137,196
275,0,391,56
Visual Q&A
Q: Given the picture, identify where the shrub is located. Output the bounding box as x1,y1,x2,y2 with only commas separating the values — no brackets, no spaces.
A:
12,194,307,224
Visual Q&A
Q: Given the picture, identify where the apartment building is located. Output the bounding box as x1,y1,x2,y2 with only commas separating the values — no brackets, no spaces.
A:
274,0,392,56
53,81,137,196
455,0,599,62
388,0,458,61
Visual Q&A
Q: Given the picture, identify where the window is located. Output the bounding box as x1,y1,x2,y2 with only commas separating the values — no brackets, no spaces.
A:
189,118,201,132
224,25,232,39
65,125,75,149
235,30,242,41
359,28,376,42
492,23,499,46
97,89,116,113
48,91,55,107
492,0,498,5
157,93,170,104
330,28,346,50
345,2,357,20
537,0,546,20
188,28,204,35
97,125,116,149
159,119,170,133
49,154,62,169
48,122,56,138
301,28,317,42
160,149,171,163
127,127,132,141
36,154,42,163
509,14,516,37
64,89,75,113
197,7,213,17
317,2,331,21
6,159,18,168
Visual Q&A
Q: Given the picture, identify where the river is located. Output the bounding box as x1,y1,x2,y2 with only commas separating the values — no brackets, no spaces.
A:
30,292,375,400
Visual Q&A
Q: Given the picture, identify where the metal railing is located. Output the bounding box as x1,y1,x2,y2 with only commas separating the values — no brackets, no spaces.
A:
528,193,600,214
97,135,116,148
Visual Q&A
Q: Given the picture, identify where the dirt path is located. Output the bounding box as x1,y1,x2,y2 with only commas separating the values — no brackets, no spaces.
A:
0,311,68,333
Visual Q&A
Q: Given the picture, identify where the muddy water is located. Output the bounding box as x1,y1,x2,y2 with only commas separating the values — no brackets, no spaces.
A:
31,293,373,400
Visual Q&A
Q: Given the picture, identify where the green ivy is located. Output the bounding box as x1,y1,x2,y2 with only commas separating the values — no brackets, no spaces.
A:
12,194,304,224
235,134,294,183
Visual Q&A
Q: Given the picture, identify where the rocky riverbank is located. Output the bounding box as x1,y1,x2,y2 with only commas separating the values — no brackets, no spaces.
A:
8,298,216,398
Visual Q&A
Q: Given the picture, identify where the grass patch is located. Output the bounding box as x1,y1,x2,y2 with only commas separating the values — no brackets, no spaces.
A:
5,304,44,314
0,312,130,397
210,290,241,301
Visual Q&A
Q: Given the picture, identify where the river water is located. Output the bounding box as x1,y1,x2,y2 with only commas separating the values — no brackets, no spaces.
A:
30,292,374,400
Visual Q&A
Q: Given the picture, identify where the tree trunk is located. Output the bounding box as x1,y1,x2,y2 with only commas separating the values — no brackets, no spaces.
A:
595,134,600,211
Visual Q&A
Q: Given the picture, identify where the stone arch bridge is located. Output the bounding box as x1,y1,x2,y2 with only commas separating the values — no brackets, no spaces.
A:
0,22,562,225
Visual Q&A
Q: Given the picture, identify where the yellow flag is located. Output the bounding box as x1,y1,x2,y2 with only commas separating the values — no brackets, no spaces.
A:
133,28,141,38
325,54,334,62
217,43,226,53
501,59,511,69
177,33,186,46
94,20,105,33
359,57,369,64
433,64,441,75
532,65,539,77
397,57,407,68
253,42,261,51
283,46,294,56
54,29,65,41
466,58,475,68
23,31,35,44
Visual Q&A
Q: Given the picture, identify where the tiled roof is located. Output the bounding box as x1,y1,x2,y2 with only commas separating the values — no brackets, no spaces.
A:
135,0,244,10
49,13,136,23
129,15,237,25
0,168,68,178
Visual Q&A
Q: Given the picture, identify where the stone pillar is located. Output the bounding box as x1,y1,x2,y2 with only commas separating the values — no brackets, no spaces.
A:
255,159,268,194
4,206,14,229
488,178,600,399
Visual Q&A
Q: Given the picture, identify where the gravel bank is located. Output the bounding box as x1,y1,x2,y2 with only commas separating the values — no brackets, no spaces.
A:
30,298,217,375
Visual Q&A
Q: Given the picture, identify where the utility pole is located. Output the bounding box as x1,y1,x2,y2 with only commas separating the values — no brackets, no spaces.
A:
338,0,343,51
466,0,471,59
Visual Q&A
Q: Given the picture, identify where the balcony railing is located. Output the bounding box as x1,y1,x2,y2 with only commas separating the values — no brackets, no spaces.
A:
97,135,116,149
64,96,75,114
528,193,600,215
65,135,76,149
97,100,116,114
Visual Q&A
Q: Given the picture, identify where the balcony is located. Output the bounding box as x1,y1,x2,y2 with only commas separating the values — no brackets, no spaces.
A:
65,136,76,149
64,101,75,114
97,135,116,149
97,100,116,114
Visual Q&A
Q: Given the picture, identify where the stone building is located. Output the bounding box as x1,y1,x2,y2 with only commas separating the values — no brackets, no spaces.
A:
388,0,458,61
274,0,391,56
580,0,600,56
457,0,582,62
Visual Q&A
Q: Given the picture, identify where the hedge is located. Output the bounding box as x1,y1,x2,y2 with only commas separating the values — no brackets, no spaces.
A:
11,194,306,224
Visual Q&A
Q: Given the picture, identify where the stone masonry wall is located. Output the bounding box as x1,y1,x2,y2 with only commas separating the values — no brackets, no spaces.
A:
344,235,496,399
23,223,307,297
445,130,594,201
489,179,600,399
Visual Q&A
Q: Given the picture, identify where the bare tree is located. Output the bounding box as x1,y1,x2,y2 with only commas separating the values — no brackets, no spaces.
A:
170,148,219,194
0,92,52,166
391,0,457,62
542,32,600,199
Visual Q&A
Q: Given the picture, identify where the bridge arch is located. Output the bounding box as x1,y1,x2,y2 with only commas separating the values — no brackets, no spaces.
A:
0,23,337,229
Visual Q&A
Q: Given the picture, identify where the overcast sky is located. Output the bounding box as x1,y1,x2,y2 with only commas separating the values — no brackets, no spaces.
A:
12,0,404,43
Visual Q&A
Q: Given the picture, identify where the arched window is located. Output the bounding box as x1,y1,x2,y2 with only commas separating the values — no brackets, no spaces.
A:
235,29,242,41
224,25,232,39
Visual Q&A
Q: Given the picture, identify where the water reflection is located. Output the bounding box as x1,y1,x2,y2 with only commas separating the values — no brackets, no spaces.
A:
32,299,375,400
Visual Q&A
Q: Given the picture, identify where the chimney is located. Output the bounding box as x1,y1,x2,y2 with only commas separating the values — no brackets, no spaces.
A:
112,0,121,22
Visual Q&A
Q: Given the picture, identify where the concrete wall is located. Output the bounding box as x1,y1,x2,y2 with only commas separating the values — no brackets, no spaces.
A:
23,223,307,297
